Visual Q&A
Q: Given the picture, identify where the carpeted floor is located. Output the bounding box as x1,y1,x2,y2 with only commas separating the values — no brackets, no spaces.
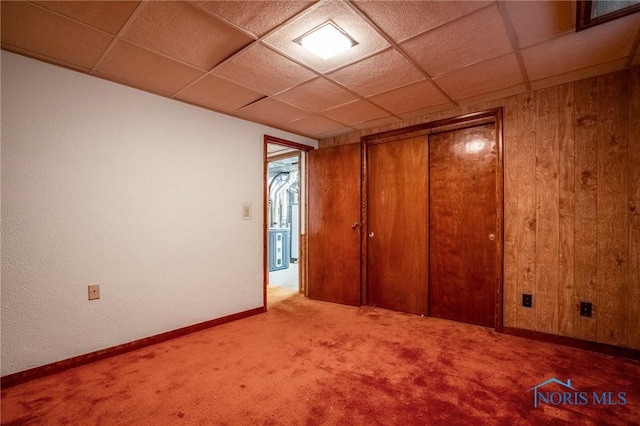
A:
2,287,639,425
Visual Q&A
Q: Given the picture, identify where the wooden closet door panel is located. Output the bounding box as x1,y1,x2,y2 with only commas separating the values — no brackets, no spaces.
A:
308,144,361,306
429,124,498,327
368,136,428,315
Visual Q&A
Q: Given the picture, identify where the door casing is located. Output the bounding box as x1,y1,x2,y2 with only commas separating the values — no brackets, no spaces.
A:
263,135,313,310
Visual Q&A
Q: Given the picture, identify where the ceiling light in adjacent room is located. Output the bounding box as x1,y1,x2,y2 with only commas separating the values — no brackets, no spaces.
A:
296,22,357,60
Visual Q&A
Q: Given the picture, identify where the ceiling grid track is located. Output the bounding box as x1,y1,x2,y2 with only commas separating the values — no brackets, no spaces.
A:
497,1,532,91
89,1,147,75
3,0,639,139
343,0,459,107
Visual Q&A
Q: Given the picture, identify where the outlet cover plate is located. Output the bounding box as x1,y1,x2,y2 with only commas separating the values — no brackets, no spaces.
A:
522,293,532,308
580,302,592,317
88,284,100,300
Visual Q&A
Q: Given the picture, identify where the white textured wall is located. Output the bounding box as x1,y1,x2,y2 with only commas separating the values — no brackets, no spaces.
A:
0,51,316,376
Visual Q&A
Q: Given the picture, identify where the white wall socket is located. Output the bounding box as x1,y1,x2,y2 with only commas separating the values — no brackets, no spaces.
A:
88,284,100,300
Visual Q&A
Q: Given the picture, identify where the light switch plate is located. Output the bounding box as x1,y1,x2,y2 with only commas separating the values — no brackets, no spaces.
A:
242,202,252,220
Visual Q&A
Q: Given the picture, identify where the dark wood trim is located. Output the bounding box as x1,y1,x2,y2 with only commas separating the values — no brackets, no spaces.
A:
576,0,640,32
264,135,314,152
302,152,309,297
495,109,505,333
362,110,501,144
263,135,311,306
503,327,640,360
267,151,301,163
1,307,265,389
263,138,269,310
425,136,430,316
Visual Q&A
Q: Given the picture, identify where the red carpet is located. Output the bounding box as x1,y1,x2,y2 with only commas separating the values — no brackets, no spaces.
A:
2,287,639,425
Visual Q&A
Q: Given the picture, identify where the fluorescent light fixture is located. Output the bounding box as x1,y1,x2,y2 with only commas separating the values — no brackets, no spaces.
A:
296,22,356,60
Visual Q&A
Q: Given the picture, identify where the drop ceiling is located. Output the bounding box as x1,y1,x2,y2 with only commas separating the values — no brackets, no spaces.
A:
2,1,639,140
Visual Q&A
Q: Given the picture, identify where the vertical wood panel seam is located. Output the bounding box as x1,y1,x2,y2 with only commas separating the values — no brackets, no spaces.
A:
595,78,599,342
627,68,633,346
592,79,596,342
574,80,580,339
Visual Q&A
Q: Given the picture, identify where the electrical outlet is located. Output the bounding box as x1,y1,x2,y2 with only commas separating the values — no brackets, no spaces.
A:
88,285,100,301
580,302,592,317
522,294,532,308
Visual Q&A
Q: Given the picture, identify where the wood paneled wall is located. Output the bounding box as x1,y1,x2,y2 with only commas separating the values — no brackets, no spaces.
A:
319,67,640,349
504,69,639,349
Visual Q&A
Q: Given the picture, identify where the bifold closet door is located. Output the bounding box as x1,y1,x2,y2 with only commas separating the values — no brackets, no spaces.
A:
368,136,428,315
429,123,499,327
308,144,361,306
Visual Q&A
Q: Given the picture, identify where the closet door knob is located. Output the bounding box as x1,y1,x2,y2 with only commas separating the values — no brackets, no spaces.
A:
369,232,374,238
488,233,496,241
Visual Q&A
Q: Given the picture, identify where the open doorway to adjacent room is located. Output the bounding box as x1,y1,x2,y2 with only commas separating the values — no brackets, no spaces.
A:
264,136,310,305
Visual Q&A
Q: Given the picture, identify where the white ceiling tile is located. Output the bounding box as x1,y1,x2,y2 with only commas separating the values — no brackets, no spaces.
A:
234,97,309,125
328,49,425,97
368,80,450,115
3,0,639,139
522,13,640,81
434,54,523,101
401,4,513,77
191,1,315,37
212,43,316,95
122,1,254,70
502,1,575,48
274,77,358,112
284,114,347,137
353,0,492,43
529,59,627,91
320,99,391,126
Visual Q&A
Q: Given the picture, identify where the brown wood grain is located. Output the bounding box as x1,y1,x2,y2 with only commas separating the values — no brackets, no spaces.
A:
557,83,575,337
502,327,640,360
628,67,640,349
367,136,428,315
516,93,537,330
573,77,599,342
503,96,519,328
308,144,361,306
317,69,639,350
535,87,560,334
429,123,498,327
495,109,505,332
596,71,629,346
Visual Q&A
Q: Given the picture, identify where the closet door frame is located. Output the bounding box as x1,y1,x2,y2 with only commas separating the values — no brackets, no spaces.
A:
360,108,505,331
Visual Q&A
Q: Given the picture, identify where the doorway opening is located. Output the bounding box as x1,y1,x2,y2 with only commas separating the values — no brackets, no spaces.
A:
264,136,311,307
